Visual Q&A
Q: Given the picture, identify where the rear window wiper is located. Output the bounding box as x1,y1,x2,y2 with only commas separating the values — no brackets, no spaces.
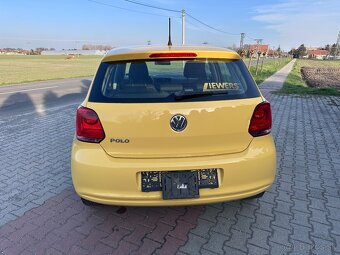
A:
173,90,229,100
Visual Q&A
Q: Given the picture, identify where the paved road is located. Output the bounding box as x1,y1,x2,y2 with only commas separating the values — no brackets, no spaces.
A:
1,63,340,254
0,77,91,118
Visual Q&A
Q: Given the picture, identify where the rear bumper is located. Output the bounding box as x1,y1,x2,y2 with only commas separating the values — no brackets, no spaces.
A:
71,135,276,206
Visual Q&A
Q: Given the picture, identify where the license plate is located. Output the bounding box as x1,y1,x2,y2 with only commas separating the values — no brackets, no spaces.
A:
141,169,219,193
161,171,199,200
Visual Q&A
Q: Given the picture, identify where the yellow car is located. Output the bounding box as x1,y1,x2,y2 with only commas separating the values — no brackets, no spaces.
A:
71,46,276,206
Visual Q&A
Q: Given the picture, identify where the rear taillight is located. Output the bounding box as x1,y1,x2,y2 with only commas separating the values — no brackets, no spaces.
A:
76,106,105,143
248,102,272,137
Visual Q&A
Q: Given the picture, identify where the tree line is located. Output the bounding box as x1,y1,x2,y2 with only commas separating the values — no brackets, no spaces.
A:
289,43,339,58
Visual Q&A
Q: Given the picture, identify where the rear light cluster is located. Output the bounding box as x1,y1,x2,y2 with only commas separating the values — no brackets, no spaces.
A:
248,102,272,137
76,106,105,143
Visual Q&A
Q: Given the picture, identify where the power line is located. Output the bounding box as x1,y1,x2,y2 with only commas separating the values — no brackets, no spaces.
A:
186,13,240,36
87,0,179,18
89,0,265,44
120,0,244,37
245,34,258,41
120,0,181,13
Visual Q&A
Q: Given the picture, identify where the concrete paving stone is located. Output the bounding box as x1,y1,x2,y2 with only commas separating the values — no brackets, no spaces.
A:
223,229,250,253
231,215,255,235
252,213,274,232
291,198,310,214
155,235,185,255
131,238,162,255
237,202,258,219
203,231,229,254
256,201,274,217
179,233,207,254
200,249,220,255
223,246,247,255
210,216,234,237
333,234,340,253
218,204,240,221
269,241,291,255
288,239,314,255
310,220,333,241
290,210,311,227
271,211,293,230
247,244,270,255
310,236,335,255
1,61,340,254
199,205,223,223
189,218,215,239
248,227,271,250
290,224,313,244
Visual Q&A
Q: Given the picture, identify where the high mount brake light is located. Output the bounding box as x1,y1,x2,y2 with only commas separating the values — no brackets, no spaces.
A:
248,102,272,137
76,106,105,143
149,52,197,58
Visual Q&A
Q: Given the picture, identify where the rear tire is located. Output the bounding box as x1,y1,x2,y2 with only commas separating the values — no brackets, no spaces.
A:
81,198,99,206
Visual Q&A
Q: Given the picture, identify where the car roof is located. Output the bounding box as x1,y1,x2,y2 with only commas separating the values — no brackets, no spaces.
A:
102,45,240,62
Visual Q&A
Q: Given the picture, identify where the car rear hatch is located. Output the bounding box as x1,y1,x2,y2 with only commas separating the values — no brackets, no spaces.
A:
87,97,262,158
85,54,264,159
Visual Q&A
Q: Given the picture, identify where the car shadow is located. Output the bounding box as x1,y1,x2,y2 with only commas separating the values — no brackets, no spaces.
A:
0,92,38,119
42,79,91,110
0,78,91,117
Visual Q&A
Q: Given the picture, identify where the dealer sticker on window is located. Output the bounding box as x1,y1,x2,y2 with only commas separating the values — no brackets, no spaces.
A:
203,82,240,91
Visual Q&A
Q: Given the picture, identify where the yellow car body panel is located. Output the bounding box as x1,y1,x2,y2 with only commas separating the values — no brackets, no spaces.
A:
72,135,276,206
71,46,276,206
87,97,262,159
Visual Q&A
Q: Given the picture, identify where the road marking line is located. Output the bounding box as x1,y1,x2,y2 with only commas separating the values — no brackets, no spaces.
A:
0,86,59,95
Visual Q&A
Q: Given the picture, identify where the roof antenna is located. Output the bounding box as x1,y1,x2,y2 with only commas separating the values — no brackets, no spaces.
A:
167,17,172,47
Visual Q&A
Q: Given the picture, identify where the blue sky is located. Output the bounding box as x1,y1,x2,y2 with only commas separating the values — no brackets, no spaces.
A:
1,0,339,51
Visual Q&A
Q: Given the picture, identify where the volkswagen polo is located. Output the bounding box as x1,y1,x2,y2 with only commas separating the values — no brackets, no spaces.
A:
71,46,276,206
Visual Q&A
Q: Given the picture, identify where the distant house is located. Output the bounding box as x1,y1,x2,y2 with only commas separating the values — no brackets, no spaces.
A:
41,49,106,56
306,49,329,60
0,49,29,55
249,44,269,57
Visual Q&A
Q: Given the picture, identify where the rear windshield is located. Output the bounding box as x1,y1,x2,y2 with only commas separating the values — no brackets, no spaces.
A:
89,58,260,103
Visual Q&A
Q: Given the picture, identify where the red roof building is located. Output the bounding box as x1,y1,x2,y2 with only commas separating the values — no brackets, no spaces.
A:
249,44,269,54
306,49,329,59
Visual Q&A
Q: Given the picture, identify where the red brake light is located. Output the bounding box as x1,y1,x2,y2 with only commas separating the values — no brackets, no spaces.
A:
248,102,272,137
149,52,197,58
76,106,105,143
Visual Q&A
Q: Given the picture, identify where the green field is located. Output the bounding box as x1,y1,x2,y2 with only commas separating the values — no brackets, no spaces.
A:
0,55,102,85
280,59,340,96
249,58,291,85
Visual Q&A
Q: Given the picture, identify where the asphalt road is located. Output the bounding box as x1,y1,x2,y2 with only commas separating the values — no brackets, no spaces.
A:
0,77,91,118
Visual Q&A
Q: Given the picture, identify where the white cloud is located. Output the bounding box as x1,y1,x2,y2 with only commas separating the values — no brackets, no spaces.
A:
251,0,340,50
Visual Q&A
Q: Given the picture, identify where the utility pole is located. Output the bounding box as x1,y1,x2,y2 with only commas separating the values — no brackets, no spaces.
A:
239,33,245,50
181,9,186,46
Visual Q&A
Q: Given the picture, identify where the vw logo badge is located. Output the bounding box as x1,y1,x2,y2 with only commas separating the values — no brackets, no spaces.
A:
170,114,187,132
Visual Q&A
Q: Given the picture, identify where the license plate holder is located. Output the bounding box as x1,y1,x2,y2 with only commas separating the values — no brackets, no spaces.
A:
162,171,199,200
